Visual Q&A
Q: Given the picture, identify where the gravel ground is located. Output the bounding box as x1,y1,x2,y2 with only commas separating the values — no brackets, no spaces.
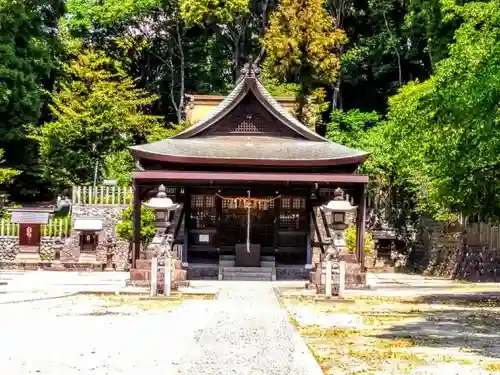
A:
0,296,212,375
0,282,322,375
175,281,323,375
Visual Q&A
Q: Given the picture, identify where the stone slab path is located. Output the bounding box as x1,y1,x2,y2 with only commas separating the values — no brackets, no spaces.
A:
174,281,323,375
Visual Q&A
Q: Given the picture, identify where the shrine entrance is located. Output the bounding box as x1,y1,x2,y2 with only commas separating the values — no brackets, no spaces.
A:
218,192,277,264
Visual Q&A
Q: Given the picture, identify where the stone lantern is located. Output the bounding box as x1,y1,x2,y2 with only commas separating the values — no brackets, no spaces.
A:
321,187,357,251
143,185,179,227
143,185,179,258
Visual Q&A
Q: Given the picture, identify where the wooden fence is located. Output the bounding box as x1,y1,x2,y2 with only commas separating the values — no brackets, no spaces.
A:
0,217,72,238
466,222,500,250
72,185,133,205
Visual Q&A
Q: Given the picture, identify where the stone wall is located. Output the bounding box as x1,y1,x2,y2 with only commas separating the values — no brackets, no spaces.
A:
69,204,130,270
411,218,500,282
0,237,19,261
0,203,130,270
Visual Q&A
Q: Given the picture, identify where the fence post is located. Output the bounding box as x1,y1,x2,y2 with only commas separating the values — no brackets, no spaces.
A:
0,218,4,236
339,261,346,298
151,257,158,297
325,259,332,297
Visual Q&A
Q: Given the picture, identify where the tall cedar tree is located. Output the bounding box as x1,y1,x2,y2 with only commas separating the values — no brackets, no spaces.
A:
31,50,164,190
0,0,65,198
263,0,345,122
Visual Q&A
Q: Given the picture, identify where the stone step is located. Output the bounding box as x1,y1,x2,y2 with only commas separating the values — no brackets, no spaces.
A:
222,267,274,273
223,275,273,281
260,261,275,268
223,271,273,278
260,255,275,262
219,260,235,267
219,255,236,261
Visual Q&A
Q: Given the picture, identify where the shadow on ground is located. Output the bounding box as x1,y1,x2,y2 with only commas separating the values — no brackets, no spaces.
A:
374,292,500,359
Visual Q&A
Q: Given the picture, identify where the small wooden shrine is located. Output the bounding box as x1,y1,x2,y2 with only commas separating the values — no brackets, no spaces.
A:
128,63,369,279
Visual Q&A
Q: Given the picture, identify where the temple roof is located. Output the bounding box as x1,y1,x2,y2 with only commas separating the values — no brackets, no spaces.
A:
131,135,367,166
130,63,369,167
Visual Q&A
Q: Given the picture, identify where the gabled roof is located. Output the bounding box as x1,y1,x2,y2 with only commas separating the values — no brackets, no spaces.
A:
173,64,325,141
130,63,369,167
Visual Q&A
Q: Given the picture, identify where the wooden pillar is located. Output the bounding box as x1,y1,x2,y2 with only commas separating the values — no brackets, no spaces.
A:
215,195,222,250
273,194,281,251
305,192,312,266
132,184,141,269
355,185,366,266
183,188,190,265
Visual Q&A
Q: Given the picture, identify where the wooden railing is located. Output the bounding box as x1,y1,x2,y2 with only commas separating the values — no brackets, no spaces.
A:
72,186,133,205
0,217,72,238
466,222,500,250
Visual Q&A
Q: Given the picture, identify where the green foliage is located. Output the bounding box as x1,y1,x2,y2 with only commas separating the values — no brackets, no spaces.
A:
263,0,346,120
0,149,20,185
344,224,373,255
0,0,65,198
31,49,165,190
259,74,299,97
116,206,156,248
65,0,158,36
326,109,381,149
180,0,249,26
366,0,500,220
102,121,188,186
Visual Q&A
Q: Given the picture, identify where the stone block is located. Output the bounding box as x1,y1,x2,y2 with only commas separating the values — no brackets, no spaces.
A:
130,269,151,281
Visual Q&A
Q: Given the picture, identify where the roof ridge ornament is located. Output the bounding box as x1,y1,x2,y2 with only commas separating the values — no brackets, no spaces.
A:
240,57,261,79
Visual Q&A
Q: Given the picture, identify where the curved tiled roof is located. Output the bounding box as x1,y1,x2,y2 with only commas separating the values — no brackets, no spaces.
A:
131,63,369,166
130,135,367,163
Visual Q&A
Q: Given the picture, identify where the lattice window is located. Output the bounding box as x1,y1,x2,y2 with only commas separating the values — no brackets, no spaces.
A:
279,197,306,231
190,195,216,229
191,195,215,208
199,94,300,137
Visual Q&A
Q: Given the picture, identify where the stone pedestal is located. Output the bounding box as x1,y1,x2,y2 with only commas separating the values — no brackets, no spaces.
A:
15,246,41,262
78,251,98,263
308,253,367,291
129,258,188,288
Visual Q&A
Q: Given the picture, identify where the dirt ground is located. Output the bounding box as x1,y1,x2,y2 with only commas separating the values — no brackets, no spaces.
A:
281,289,500,375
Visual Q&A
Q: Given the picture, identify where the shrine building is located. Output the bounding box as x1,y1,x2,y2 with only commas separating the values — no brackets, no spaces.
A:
129,64,369,281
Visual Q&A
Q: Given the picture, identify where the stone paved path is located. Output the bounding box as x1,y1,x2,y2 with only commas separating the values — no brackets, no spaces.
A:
175,281,323,375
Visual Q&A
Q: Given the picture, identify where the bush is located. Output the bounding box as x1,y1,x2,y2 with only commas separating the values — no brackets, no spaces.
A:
344,223,373,255
115,206,156,249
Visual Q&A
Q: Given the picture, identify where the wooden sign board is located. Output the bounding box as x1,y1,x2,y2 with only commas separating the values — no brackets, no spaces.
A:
19,224,41,247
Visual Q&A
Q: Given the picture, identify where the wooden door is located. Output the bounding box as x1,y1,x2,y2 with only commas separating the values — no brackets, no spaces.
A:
19,224,41,247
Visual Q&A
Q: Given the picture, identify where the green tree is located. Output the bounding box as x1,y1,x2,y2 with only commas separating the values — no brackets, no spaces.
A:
344,224,373,255
362,0,500,220
31,49,165,190
326,109,381,149
116,206,157,250
180,0,249,26
102,122,189,186
262,0,346,121
0,150,19,185
0,0,65,198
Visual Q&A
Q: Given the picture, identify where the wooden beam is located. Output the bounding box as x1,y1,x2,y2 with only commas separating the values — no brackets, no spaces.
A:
305,191,312,266
274,194,281,251
183,188,191,264
355,185,367,266
132,184,142,269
